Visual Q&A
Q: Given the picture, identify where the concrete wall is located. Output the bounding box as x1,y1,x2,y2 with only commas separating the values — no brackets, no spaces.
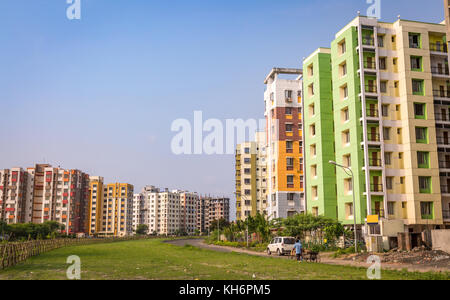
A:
431,229,450,253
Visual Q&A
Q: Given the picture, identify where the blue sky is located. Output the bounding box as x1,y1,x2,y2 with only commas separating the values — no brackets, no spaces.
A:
0,0,443,217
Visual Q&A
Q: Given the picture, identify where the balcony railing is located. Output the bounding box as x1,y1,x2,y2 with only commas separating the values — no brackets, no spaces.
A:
363,60,376,69
441,185,450,193
435,113,450,122
433,89,450,98
430,43,448,53
365,85,377,93
362,37,375,46
439,161,450,169
370,184,384,193
367,133,380,142
431,66,450,76
366,209,385,218
366,109,379,118
436,137,450,145
368,158,382,167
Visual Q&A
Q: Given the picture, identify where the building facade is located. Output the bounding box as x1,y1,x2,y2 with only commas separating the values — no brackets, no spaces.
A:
0,168,33,224
88,176,104,235
235,131,268,221
264,68,305,219
304,15,450,231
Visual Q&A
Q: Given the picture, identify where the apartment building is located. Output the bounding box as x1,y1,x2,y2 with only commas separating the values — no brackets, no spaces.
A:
304,15,450,231
264,68,305,219
196,196,209,233
196,196,230,233
303,48,338,220
179,191,199,235
235,131,268,221
0,168,33,224
88,176,104,235
132,192,144,233
97,183,134,237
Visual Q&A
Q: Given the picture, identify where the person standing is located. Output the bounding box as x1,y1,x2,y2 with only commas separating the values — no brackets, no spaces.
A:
294,240,303,262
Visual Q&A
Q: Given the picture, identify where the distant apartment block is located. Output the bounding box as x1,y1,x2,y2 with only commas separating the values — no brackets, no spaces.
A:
264,68,305,219
197,196,230,233
88,176,104,235
96,183,134,237
303,15,450,231
235,131,268,221
0,168,33,224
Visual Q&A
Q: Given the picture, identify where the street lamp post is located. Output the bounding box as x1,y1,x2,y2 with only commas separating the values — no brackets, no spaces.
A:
329,161,358,253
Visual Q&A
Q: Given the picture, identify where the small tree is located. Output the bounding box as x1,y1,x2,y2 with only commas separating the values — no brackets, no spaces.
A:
135,224,149,235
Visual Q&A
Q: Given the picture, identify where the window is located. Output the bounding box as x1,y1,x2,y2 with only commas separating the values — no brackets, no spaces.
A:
410,56,422,71
339,40,346,55
379,57,386,70
287,193,295,201
312,186,318,199
414,103,426,119
341,85,348,99
409,33,421,49
380,81,387,93
383,127,391,140
417,152,429,168
311,165,317,177
287,175,294,187
387,202,395,215
382,104,389,117
345,178,353,194
244,147,250,154
420,202,433,219
285,107,292,115
286,157,294,170
309,103,315,116
310,124,316,137
419,177,431,194
285,124,293,132
342,107,349,122
377,35,384,47
285,90,293,102
386,177,393,190
310,144,316,156
286,141,293,152
415,127,428,143
343,154,351,167
385,152,392,165
343,130,350,145
412,79,424,96
308,64,314,76
340,62,347,77
309,84,314,96
345,203,354,219
244,158,251,164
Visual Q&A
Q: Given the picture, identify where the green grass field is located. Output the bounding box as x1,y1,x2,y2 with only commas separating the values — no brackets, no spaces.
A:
0,239,448,280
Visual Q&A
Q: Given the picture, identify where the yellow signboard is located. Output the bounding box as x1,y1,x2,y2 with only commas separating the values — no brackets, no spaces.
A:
367,215,379,224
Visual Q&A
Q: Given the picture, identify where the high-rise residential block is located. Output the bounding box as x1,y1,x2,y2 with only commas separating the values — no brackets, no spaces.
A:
88,176,104,235
235,131,268,221
0,168,33,224
303,48,338,220
304,15,450,231
264,68,305,219
179,191,199,235
98,183,134,237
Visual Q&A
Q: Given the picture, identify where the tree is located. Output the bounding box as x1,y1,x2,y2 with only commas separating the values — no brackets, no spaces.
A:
209,218,230,232
135,224,149,235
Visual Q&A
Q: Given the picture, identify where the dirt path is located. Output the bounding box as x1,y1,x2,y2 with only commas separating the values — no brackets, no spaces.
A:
166,239,450,274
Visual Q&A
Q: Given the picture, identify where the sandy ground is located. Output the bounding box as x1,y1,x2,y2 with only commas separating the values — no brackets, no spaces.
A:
166,239,450,274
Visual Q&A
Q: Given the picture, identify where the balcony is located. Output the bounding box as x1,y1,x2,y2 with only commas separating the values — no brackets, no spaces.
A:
435,113,450,122
367,132,381,142
368,158,382,167
429,43,448,53
366,108,379,118
370,184,383,193
362,37,375,46
364,85,377,94
431,66,450,76
436,137,450,146
439,161,450,169
366,209,386,218
363,60,376,69
441,185,450,194
433,89,450,99
443,210,450,220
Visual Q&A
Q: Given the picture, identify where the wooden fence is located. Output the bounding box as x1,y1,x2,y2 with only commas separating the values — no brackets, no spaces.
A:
0,236,148,270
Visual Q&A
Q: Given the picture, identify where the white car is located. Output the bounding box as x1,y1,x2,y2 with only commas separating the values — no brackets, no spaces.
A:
267,237,296,256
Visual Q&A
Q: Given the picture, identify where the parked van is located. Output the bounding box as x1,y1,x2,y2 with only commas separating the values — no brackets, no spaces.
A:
267,237,296,256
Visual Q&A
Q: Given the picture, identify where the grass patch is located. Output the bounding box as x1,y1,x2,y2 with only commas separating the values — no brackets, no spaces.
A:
0,239,448,280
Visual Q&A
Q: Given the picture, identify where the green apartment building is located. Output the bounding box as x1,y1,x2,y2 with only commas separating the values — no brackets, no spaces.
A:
304,15,450,234
303,48,338,220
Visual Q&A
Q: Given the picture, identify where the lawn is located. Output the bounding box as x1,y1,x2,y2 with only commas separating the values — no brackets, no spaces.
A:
0,239,448,280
